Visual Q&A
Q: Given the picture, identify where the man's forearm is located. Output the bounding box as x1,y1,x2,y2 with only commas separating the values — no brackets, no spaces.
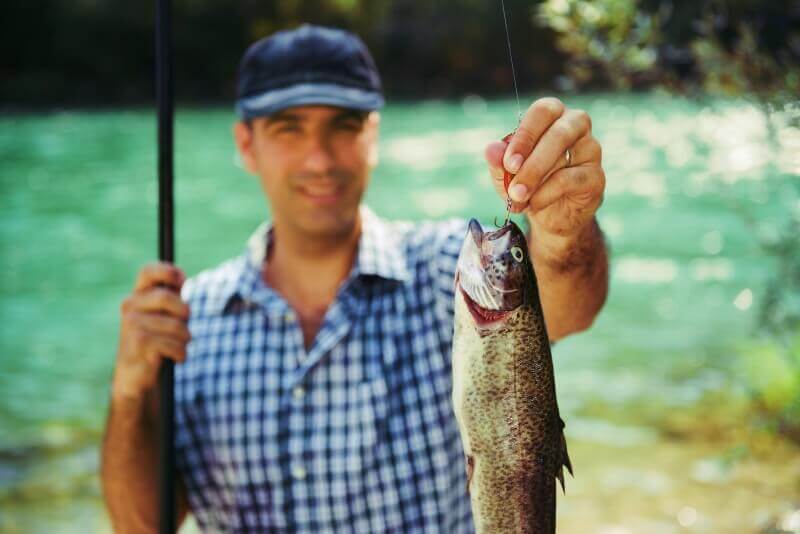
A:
101,392,162,533
527,217,609,342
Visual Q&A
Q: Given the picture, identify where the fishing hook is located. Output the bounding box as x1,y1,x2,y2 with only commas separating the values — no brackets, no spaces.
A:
493,197,512,228
494,129,517,228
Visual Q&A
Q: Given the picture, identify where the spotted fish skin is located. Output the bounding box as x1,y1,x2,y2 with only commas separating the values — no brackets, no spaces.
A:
452,219,571,534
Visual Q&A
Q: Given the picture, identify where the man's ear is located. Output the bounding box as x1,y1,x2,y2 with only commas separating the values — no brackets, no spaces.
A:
233,121,258,174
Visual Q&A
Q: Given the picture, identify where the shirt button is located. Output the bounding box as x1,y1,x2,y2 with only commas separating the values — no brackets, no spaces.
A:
284,311,296,322
291,465,307,480
293,386,305,399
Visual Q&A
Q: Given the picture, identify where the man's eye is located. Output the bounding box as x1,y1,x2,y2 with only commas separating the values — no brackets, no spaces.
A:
334,121,362,132
275,124,300,134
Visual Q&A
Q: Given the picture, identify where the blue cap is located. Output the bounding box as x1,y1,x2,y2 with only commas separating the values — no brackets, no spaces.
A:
235,25,385,120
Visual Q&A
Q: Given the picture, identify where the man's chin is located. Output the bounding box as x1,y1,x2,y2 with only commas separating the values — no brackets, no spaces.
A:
291,203,360,238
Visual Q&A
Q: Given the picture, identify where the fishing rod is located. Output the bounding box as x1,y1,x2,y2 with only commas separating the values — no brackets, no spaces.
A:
155,0,176,530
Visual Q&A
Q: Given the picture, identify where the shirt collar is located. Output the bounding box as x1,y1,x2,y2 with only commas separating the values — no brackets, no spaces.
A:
215,205,409,314
354,205,411,283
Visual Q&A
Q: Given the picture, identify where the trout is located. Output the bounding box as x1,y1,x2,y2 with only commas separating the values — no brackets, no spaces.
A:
452,218,572,534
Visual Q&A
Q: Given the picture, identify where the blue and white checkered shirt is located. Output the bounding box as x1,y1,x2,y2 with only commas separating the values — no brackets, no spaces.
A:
176,206,474,532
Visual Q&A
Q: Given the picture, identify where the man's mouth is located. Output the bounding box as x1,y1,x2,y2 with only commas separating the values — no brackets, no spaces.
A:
299,183,343,204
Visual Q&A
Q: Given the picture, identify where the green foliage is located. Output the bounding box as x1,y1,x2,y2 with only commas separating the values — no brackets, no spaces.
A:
690,15,800,103
738,335,800,441
2,0,562,106
537,0,664,89
748,156,800,442
744,340,799,414
537,0,800,102
758,187,800,341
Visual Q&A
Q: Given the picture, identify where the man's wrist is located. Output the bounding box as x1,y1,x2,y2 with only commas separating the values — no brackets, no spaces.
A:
110,374,155,411
527,216,603,274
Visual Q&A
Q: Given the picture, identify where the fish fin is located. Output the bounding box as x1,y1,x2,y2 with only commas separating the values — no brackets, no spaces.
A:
558,418,573,494
557,467,566,494
465,454,474,494
561,430,573,476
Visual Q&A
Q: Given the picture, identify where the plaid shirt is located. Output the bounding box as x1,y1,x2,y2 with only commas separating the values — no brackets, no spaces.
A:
176,206,474,532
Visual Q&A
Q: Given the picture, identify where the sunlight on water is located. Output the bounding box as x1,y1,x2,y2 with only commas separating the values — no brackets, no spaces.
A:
689,258,733,281
600,100,797,201
614,257,678,284
734,288,753,311
383,127,496,170
700,230,723,254
597,214,623,238
665,137,695,168
410,187,472,217
777,126,800,175
627,171,666,202
566,418,657,447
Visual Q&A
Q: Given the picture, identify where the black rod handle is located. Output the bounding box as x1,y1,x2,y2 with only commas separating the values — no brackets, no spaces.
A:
155,0,176,531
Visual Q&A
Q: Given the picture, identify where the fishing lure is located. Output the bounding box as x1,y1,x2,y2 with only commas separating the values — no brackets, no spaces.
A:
496,131,515,227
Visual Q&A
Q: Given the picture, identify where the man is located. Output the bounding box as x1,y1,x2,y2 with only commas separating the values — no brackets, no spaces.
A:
102,25,608,532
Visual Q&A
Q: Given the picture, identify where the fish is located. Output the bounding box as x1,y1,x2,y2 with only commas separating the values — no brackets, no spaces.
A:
452,218,572,534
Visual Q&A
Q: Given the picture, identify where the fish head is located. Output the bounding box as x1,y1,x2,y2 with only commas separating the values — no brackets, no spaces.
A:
455,218,534,328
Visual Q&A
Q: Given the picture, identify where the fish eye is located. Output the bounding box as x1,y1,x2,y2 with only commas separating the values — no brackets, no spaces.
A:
510,246,524,262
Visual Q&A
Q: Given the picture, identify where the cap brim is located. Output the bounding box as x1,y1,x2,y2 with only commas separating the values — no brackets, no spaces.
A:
236,82,384,119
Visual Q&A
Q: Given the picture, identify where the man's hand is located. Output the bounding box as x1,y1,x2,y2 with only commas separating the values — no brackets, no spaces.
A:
485,97,609,340
113,262,191,403
486,97,605,265
103,262,191,533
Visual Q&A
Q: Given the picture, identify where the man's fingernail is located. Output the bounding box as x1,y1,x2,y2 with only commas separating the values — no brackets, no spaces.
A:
505,153,524,174
509,183,528,202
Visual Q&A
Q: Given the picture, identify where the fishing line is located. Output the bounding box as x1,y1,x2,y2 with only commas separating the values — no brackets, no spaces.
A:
497,0,521,227
500,0,522,124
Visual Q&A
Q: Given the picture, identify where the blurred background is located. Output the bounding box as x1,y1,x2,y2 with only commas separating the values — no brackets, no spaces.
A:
1,0,799,532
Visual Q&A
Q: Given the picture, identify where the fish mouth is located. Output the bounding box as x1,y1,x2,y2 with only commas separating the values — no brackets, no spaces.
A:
457,281,512,326
455,220,516,327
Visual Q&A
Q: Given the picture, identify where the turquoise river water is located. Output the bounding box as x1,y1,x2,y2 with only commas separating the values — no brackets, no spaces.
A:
1,93,798,532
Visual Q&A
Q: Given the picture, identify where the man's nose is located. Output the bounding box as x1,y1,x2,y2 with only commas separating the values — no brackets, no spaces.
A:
302,133,335,173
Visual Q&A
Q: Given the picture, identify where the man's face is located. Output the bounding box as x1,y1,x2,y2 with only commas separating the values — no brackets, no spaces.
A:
233,105,379,239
